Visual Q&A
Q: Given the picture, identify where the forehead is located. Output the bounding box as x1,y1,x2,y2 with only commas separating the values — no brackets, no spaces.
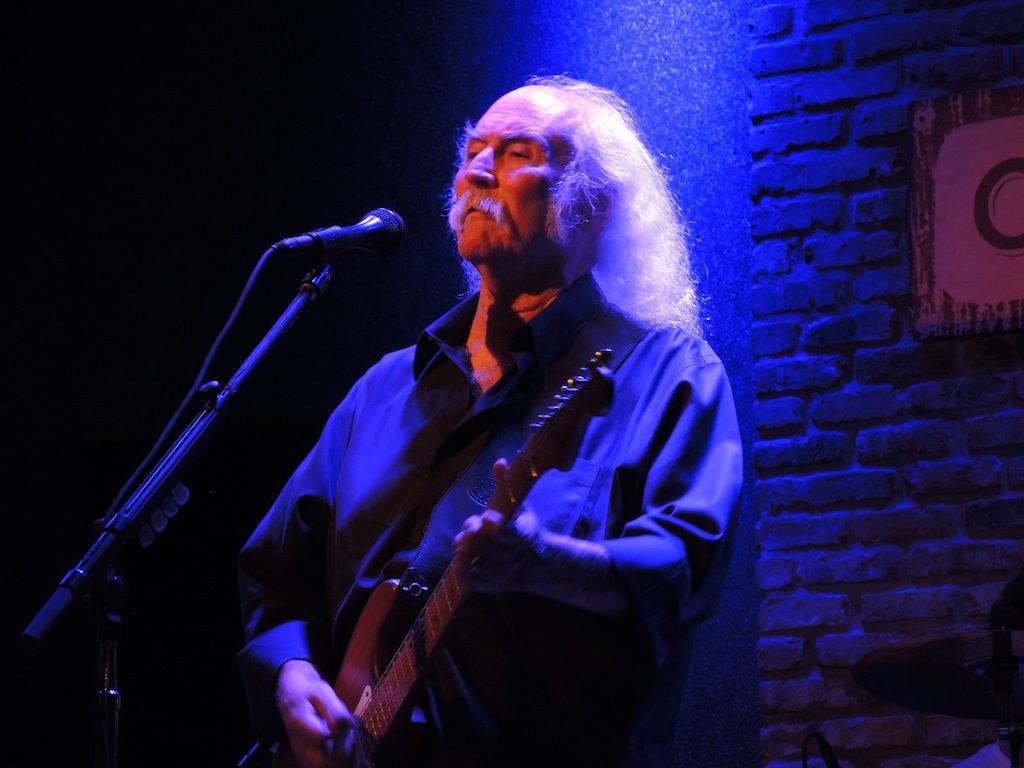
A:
470,86,576,142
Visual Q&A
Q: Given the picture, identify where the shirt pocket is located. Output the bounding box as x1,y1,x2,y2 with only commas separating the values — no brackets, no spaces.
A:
525,457,601,537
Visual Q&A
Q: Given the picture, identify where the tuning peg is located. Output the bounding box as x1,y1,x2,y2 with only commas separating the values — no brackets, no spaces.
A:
530,411,553,428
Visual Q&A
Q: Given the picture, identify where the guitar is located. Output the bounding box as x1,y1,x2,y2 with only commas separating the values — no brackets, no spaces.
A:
272,349,614,768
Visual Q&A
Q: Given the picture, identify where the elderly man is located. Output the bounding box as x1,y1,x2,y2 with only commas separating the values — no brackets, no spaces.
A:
238,77,742,767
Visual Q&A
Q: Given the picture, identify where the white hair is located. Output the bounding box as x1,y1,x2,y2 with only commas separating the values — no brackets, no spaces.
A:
448,76,701,334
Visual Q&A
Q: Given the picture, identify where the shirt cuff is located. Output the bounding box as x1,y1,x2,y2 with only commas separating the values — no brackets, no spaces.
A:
237,620,325,745
603,533,692,666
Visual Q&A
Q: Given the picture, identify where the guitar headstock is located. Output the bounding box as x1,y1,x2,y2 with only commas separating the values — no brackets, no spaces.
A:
523,349,614,476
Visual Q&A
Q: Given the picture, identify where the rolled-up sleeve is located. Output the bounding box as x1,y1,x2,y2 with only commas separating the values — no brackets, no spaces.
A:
603,347,743,666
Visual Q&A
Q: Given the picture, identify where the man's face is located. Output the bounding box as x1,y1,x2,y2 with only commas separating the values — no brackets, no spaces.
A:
450,87,574,279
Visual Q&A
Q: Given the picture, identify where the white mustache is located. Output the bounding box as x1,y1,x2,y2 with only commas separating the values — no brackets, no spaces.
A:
449,191,507,232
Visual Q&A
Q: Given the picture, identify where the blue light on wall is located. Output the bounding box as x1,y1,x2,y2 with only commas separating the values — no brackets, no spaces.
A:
408,1,761,762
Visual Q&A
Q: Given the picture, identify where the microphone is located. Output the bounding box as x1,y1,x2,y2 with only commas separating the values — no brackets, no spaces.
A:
272,208,405,260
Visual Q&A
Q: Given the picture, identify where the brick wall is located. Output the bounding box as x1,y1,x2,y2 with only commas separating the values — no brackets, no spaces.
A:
748,1,1024,766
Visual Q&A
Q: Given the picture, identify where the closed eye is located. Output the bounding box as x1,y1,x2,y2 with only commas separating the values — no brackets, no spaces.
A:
504,140,539,160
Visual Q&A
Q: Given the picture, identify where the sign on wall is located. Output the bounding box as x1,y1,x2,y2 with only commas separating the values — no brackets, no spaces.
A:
911,85,1024,338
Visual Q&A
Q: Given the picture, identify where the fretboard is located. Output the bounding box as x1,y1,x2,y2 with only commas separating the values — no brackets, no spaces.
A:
356,559,468,752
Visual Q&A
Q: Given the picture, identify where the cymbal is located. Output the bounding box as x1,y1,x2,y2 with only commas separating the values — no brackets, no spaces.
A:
853,630,1024,720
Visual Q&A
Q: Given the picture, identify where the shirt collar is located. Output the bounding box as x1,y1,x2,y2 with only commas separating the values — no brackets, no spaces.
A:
413,271,603,379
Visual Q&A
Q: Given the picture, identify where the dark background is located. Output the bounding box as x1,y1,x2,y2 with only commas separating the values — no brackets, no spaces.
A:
10,2,757,765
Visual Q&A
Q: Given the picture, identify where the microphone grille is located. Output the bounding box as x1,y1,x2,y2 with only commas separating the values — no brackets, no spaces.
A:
368,208,406,254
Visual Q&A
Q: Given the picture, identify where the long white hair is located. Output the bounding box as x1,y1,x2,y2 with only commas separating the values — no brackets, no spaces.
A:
450,76,702,334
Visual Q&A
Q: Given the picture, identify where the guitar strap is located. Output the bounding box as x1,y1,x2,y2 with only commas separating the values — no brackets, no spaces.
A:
400,309,646,599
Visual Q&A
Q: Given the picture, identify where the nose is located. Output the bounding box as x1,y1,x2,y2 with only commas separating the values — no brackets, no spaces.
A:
465,148,497,189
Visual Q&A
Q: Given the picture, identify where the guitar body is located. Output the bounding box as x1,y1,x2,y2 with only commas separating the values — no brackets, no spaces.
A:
335,579,402,718
271,580,416,768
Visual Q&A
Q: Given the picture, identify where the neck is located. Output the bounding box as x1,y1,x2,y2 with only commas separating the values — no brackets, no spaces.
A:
478,282,561,323
464,278,564,393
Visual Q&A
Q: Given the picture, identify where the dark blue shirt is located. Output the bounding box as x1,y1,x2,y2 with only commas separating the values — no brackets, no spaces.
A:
238,274,743,766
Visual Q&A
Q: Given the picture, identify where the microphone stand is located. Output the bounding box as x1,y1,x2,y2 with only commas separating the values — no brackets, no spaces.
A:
22,262,335,768
991,568,1023,768
993,626,1022,768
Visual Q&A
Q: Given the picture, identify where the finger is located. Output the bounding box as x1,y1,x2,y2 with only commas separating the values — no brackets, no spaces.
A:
479,509,505,533
286,713,331,768
311,683,353,734
278,682,329,737
457,512,502,547
478,516,530,555
331,725,358,765
455,511,501,553
452,533,477,578
460,514,483,533
491,457,510,483
453,522,482,556
492,458,518,502
293,700,332,740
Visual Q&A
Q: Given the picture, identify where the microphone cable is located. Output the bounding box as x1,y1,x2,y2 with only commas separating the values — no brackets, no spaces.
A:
99,245,277,525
